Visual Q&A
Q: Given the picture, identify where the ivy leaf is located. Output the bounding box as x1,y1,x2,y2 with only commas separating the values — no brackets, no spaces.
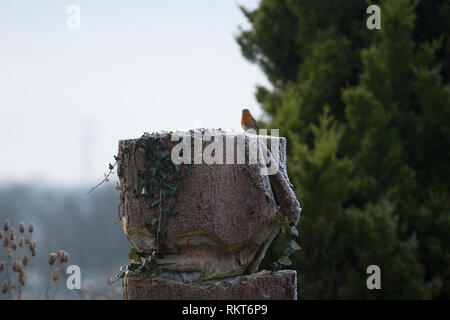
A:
137,175,146,189
165,182,178,196
289,240,301,251
150,177,160,188
150,200,159,208
141,187,149,196
270,262,282,272
289,226,299,237
279,255,292,266
128,263,140,271
123,147,130,154
128,248,139,260
283,247,294,257
159,150,170,160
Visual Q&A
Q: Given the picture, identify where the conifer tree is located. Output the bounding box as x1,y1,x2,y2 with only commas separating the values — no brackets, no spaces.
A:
239,0,450,298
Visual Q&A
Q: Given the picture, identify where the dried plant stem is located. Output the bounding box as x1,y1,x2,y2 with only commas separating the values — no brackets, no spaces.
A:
87,161,117,195
52,273,60,299
18,283,22,300
45,266,52,300
4,251,12,300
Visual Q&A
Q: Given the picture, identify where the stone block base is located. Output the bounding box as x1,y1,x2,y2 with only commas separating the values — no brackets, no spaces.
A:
123,270,297,300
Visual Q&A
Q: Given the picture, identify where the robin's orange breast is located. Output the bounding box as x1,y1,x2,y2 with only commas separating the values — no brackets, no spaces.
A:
241,112,252,127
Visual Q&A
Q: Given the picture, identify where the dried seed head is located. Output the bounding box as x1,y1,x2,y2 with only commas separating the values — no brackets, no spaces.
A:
58,250,69,263
29,240,36,251
0,261,4,271
0,231,2,239
57,250,68,263
2,281,7,293
25,237,30,245
31,249,36,257
57,250,63,263
9,228,14,240
48,253,57,266
3,220,9,232
28,223,34,233
2,237,8,247
11,240,17,250
7,249,12,258
22,253,29,266
53,268,59,281
12,260,23,272
19,237,24,247
19,223,25,233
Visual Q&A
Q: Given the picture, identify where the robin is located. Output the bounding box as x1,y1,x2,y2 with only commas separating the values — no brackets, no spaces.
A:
241,109,260,134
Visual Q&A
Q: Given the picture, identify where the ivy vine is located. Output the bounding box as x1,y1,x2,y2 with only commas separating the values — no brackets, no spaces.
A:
110,132,190,283
270,212,301,272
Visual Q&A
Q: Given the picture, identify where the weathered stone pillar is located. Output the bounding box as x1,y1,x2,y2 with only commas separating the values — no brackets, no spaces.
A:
117,130,300,300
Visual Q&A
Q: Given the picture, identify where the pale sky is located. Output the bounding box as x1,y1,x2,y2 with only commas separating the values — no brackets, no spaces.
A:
0,0,269,185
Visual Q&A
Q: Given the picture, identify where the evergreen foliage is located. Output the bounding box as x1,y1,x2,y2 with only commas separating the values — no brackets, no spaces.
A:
239,0,450,298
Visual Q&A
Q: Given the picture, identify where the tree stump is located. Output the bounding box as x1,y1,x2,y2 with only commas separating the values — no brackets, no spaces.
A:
117,130,300,300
